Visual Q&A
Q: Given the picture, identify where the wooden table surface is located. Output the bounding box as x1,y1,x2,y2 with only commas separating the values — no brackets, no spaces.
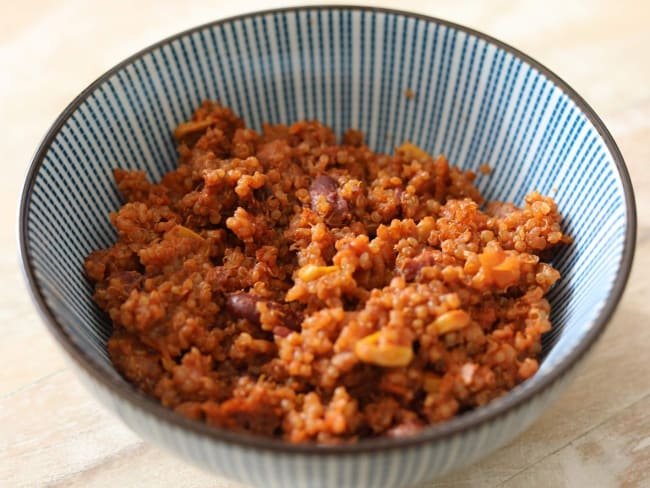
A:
2,0,649,486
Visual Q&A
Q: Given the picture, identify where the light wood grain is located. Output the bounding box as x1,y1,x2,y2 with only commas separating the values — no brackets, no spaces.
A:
2,1,649,487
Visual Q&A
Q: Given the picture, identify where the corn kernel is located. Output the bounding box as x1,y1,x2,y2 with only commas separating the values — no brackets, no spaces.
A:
173,119,213,140
354,331,414,368
296,264,339,281
432,310,471,335
491,256,521,288
397,142,429,161
170,225,205,241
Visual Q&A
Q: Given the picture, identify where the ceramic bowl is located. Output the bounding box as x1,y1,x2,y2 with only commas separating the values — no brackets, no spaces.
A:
19,6,636,488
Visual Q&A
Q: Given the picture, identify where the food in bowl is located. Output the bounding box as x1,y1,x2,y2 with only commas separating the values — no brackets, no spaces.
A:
85,100,571,443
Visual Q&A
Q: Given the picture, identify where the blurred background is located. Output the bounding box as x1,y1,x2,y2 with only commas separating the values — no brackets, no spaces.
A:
1,1,648,487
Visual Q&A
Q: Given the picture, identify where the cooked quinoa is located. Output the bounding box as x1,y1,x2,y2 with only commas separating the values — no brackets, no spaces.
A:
85,101,571,443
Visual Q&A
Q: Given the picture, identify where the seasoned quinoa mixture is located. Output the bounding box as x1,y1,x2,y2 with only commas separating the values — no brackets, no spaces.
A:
85,101,571,443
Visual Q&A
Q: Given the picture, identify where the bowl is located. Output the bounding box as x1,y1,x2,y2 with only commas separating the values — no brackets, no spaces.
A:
19,6,636,488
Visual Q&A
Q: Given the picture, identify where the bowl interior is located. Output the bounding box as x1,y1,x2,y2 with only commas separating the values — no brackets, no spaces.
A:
22,8,631,419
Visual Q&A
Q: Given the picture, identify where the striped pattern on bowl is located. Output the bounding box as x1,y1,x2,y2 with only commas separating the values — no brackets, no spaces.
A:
20,7,635,488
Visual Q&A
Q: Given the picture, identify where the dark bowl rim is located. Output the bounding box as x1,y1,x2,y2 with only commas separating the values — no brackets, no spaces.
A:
18,4,637,455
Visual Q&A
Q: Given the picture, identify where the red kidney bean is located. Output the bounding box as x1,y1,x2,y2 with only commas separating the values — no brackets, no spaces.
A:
226,292,302,331
226,292,263,325
309,174,349,226
400,249,440,281
386,421,424,438
272,325,293,338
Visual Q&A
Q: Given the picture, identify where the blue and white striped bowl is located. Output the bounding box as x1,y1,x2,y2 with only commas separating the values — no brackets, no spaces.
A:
19,6,636,488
